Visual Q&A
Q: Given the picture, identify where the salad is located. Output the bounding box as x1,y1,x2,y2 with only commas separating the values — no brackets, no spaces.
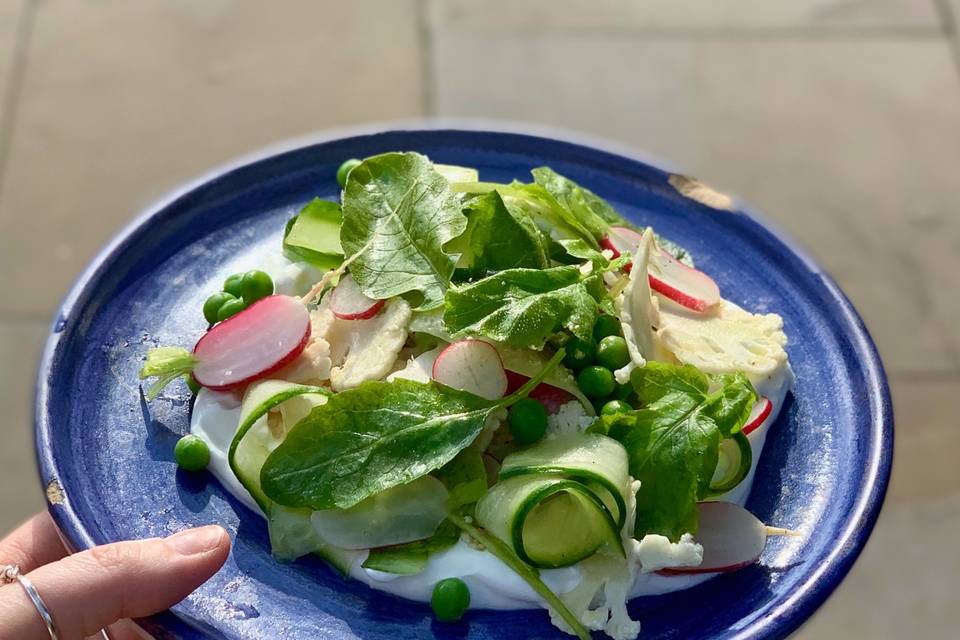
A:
140,152,793,640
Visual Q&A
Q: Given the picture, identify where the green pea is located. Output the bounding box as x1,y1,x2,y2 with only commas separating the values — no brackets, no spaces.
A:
223,273,244,297
203,292,237,324
596,335,630,370
336,158,362,188
593,314,621,341
185,375,201,395
577,365,615,399
600,399,632,416
216,297,247,322
241,270,274,304
431,578,471,623
508,398,548,445
562,337,596,371
174,435,210,472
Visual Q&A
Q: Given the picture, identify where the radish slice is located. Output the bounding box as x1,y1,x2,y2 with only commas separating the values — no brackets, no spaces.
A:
603,226,720,313
742,396,773,436
648,248,720,313
601,226,644,259
329,273,385,320
193,295,311,391
432,340,508,401
505,371,575,414
659,502,768,575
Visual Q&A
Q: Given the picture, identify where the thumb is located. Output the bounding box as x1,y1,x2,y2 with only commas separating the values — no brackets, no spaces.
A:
0,525,229,640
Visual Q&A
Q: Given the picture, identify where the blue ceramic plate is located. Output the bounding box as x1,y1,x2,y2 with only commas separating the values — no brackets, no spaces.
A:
35,126,892,640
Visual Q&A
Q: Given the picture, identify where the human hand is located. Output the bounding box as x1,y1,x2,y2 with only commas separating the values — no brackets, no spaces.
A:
0,512,230,640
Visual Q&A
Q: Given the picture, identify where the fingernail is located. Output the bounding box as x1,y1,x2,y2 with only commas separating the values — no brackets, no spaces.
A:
166,525,226,555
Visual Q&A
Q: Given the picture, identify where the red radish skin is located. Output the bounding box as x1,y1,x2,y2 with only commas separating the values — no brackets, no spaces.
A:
504,371,575,414
602,226,721,313
658,502,769,575
329,273,385,320
742,397,773,436
192,295,311,391
432,340,508,401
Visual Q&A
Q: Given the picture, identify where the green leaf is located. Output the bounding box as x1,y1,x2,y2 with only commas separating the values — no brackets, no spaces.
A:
606,362,757,541
501,183,599,249
460,191,549,276
283,198,344,269
361,519,461,575
434,446,488,510
531,167,620,240
443,266,600,348
340,152,467,309
260,351,565,511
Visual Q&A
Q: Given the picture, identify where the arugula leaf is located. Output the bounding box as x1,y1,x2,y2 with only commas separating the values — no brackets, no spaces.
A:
606,362,756,541
260,351,564,511
531,167,619,239
459,191,549,276
340,152,467,309
443,266,601,348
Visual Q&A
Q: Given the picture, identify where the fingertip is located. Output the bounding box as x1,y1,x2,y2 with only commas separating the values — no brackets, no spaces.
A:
164,525,230,558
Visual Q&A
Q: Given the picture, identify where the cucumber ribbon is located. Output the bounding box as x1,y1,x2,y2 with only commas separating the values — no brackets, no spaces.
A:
475,433,631,568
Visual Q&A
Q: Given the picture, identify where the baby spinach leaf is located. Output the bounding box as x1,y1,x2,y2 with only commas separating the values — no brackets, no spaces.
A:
443,266,601,348
340,152,467,309
459,191,549,276
606,362,756,541
260,351,564,512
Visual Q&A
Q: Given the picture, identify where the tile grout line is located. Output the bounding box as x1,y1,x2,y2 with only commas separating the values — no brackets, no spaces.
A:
0,0,38,207
416,0,437,118
429,24,947,41
932,0,960,79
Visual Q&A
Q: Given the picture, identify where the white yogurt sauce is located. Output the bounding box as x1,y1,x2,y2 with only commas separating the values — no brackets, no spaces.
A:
190,363,792,609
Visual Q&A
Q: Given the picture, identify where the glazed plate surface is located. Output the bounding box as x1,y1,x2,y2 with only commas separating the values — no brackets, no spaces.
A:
35,127,892,640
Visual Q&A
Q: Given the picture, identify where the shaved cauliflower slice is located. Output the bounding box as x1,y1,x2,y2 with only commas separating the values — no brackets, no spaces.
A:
549,553,641,640
656,299,787,382
273,330,333,385
387,346,443,384
616,229,658,383
313,298,413,391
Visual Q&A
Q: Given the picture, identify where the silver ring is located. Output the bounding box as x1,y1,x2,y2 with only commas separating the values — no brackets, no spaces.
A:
1,564,59,639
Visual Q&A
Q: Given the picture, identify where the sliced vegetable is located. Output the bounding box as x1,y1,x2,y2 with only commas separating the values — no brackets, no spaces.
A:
648,247,720,313
707,432,752,496
658,502,772,575
283,198,344,269
193,295,311,391
742,396,773,436
498,433,631,529
432,340,508,401
499,345,594,414
328,272,385,320
475,475,623,568
310,476,449,550
361,520,461,575
266,504,362,573
617,228,657,369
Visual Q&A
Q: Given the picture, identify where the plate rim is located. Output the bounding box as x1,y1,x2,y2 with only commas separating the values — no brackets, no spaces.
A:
33,120,894,639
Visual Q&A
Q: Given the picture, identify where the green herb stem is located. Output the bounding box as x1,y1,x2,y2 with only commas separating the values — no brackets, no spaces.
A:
447,513,592,640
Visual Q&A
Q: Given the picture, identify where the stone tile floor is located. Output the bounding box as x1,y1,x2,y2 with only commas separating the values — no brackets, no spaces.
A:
1,1,958,637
